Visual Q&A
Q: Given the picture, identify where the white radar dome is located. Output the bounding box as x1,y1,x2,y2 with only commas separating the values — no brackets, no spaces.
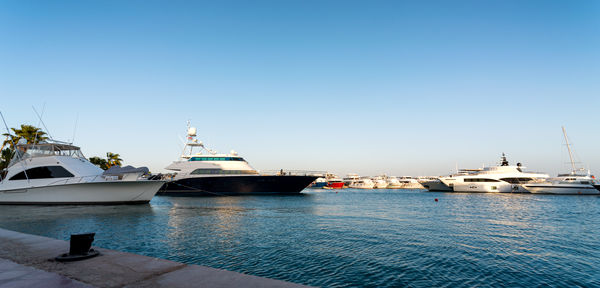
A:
188,127,197,137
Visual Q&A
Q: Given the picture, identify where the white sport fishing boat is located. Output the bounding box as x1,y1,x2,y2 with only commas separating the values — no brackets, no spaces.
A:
0,140,164,204
522,127,599,195
448,154,549,193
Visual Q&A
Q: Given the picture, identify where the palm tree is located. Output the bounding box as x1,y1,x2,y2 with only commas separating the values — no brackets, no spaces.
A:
89,156,109,170
1,134,18,150
106,152,122,168
0,148,15,173
2,124,48,150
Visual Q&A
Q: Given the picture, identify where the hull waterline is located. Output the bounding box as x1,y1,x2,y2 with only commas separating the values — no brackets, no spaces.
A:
0,181,165,204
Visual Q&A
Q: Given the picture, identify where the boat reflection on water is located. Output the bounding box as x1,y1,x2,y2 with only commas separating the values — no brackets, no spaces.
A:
166,197,245,241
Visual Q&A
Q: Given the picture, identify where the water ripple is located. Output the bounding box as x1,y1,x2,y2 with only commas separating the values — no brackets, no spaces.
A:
1,190,599,287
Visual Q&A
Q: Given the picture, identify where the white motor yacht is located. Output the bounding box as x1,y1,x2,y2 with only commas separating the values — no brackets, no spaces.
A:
418,177,452,192
371,176,388,189
343,173,360,188
386,176,403,189
522,127,599,195
523,174,598,195
420,178,452,192
397,176,425,189
448,154,549,193
349,178,375,189
0,140,164,204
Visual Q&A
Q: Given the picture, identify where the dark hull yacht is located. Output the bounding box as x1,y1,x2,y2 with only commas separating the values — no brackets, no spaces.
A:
158,124,317,196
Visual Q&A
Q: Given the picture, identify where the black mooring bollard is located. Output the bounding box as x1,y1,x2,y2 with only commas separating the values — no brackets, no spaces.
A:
69,233,95,255
55,233,100,262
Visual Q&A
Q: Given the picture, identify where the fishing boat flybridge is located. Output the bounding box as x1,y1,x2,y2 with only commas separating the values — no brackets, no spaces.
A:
158,125,318,195
0,139,164,204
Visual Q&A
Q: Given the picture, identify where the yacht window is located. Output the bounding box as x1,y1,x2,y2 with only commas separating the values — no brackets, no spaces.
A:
9,166,74,180
189,157,246,162
464,178,500,182
580,181,590,184
500,178,533,184
190,169,258,175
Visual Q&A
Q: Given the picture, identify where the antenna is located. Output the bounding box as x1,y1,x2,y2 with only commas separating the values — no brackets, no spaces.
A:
562,126,577,174
0,111,30,183
32,104,45,145
70,113,79,144
32,106,54,140
0,112,13,146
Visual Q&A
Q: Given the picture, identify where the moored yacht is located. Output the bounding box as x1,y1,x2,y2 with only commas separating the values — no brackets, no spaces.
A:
420,178,452,192
522,127,599,195
449,154,549,193
0,140,164,204
311,177,328,188
323,173,344,189
523,174,599,195
348,177,375,189
397,176,425,189
343,173,360,188
312,173,344,189
386,176,403,189
158,126,318,195
371,176,388,189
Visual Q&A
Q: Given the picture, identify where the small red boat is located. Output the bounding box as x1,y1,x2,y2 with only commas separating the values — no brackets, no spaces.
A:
326,181,344,189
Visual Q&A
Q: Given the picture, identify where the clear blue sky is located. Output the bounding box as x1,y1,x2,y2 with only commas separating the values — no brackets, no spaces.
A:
1,0,598,176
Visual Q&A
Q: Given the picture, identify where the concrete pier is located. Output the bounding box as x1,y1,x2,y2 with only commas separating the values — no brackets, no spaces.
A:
0,228,311,288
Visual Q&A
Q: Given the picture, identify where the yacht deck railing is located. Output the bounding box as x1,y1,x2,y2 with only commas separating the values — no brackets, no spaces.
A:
46,175,104,186
259,170,325,176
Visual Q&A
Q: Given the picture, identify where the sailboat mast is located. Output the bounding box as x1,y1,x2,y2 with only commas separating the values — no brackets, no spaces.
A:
562,126,576,174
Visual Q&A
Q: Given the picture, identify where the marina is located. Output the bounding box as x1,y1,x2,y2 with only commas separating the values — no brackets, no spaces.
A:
0,118,599,287
2,1,598,285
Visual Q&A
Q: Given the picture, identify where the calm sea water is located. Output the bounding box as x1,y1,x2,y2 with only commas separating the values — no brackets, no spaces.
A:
1,189,599,287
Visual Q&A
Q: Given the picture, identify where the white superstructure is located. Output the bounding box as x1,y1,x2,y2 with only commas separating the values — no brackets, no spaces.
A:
349,178,375,189
343,173,360,187
0,141,163,204
386,176,403,189
448,154,549,193
371,176,388,189
165,126,259,179
397,176,425,189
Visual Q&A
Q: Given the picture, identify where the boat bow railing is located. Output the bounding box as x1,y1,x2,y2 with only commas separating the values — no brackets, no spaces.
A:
46,175,105,186
260,170,326,176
